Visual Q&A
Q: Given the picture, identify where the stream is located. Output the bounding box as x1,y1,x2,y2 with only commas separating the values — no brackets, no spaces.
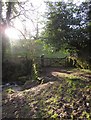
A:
2,82,22,92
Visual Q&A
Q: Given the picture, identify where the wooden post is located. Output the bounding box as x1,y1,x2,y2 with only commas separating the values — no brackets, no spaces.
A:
41,54,44,67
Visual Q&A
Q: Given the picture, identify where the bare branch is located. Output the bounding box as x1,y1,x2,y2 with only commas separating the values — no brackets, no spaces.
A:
10,11,23,20
10,25,27,40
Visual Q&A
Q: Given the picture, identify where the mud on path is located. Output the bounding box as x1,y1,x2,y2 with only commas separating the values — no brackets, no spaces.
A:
2,67,91,119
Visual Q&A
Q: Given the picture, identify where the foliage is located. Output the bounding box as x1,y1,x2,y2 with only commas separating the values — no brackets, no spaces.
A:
2,58,32,84
67,56,89,69
5,88,15,94
10,39,69,58
42,1,90,64
31,59,39,80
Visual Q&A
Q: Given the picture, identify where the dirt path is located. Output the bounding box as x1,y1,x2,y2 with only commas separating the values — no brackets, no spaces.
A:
41,67,91,81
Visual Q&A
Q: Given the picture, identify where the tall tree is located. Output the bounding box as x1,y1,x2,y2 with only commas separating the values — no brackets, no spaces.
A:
43,1,90,61
2,1,14,60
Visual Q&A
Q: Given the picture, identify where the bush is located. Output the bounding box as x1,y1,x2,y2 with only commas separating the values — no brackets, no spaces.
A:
2,59,32,84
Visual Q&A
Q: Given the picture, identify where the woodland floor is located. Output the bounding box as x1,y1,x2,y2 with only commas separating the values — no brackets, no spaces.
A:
2,67,91,119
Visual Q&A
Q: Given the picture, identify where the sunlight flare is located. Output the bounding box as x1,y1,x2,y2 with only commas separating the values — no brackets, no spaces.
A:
5,27,19,40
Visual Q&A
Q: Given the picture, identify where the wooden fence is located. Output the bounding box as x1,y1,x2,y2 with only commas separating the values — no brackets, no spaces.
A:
35,56,67,67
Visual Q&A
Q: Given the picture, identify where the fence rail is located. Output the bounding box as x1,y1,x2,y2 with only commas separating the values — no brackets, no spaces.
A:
35,56,67,67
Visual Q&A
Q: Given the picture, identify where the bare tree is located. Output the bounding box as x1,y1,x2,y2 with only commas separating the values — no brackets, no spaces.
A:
1,0,32,60
1,0,44,60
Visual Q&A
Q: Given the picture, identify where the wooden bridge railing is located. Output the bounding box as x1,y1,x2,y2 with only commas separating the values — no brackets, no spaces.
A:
35,56,67,67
